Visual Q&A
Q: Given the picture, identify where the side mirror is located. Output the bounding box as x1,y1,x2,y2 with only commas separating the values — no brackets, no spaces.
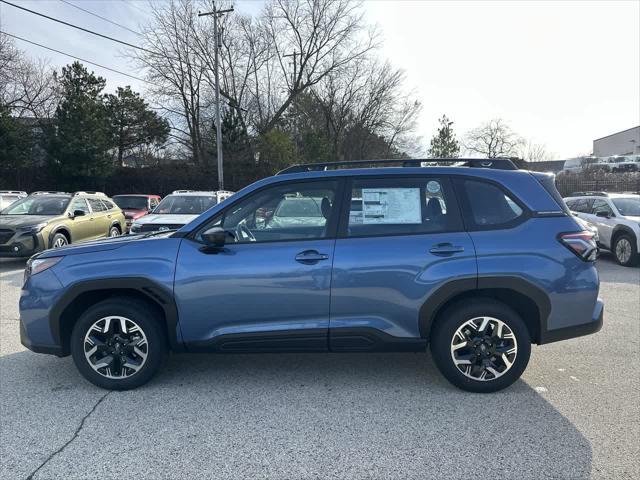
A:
69,209,85,218
595,211,611,218
202,227,226,248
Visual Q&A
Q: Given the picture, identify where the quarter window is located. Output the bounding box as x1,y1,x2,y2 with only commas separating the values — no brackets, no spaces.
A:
345,177,462,237
460,180,524,228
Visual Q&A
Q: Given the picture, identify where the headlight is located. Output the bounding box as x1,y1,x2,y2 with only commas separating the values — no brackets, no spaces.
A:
130,223,141,233
18,223,47,234
24,256,62,284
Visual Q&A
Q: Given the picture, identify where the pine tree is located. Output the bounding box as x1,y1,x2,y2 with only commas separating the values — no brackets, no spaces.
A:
428,115,460,158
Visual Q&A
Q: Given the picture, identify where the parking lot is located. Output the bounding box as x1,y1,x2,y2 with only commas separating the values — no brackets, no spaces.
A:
0,254,638,480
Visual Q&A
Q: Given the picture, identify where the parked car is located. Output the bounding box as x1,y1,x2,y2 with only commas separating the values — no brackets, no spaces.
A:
0,190,27,210
564,192,640,266
112,194,161,232
0,191,125,257
19,159,603,393
129,190,234,234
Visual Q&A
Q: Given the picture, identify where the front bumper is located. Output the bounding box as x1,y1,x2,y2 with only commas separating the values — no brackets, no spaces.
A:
0,232,43,257
20,321,65,356
539,298,604,344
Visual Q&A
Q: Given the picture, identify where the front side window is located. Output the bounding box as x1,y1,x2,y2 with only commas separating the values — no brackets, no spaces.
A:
199,180,338,243
345,177,461,237
459,180,524,229
69,198,90,215
569,198,594,213
1,195,70,215
592,199,613,216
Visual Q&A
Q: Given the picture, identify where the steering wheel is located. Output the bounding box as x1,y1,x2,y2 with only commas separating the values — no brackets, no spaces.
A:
235,222,256,242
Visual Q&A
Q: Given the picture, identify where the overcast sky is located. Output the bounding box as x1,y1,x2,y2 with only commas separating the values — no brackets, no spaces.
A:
1,0,638,159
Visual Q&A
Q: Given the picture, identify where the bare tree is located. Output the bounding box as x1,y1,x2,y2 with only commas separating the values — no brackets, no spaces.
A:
464,119,525,158
133,0,210,164
519,139,553,162
0,33,57,119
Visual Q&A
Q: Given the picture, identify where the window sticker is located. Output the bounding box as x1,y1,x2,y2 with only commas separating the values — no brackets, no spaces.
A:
360,188,422,224
427,181,441,194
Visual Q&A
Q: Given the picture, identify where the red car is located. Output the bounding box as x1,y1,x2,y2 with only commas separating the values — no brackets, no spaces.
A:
112,194,161,232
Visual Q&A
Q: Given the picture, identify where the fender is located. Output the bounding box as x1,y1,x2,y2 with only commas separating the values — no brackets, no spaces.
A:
611,224,637,248
419,275,551,342
49,277,182,354
48,226,72,247
109,219,123,231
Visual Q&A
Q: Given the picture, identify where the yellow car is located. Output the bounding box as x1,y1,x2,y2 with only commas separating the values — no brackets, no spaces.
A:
0,191,126,257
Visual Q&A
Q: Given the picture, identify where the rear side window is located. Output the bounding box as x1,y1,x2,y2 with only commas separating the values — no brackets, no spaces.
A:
344,177,462,237
88,198,106,212
457,179,524,229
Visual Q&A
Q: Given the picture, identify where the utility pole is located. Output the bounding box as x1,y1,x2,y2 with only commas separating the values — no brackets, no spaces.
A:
283,50,297,91
199,1,233,191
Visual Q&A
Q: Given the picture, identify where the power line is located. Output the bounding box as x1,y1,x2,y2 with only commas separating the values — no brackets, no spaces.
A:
0,0,158,57
58,0,141,37
1,30,155,86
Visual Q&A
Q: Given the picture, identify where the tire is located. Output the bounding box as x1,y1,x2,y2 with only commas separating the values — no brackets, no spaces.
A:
109,225,121,238
430,299,531,393
51,232,69,249
70,297,168,390
612,234,639,267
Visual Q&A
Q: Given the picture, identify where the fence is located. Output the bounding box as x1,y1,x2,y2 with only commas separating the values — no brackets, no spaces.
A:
555,174,640,197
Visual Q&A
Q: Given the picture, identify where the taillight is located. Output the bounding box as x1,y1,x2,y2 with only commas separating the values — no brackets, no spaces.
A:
558,231,598,261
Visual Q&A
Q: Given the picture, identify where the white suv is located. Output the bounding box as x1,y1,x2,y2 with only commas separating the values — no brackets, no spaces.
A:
129,190,234,234
564,192,640,266
0,190,27,210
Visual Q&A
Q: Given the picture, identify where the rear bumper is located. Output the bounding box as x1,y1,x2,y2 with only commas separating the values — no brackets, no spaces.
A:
539,298,604,344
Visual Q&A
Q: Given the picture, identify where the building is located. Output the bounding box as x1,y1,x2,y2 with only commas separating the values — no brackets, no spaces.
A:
593,126,640,157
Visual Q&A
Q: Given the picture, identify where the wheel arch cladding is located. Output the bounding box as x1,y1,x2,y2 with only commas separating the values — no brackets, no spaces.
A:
50,278,182,356
611,225,636,246
49,227,71,245
419,277,550,344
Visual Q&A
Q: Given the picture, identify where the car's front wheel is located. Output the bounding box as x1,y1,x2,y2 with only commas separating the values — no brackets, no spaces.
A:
51,232,69,248
430,299,531,393
613,234,639,267
70,298,167,390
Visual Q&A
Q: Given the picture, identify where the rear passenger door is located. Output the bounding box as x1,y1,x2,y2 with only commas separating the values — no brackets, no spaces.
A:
87,198,109,238
329,176,477,350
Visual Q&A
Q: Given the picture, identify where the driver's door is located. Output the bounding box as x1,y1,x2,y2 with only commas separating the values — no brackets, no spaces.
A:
174,179,342,352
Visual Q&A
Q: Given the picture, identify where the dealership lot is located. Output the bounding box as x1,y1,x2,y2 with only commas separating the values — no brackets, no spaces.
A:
0,255,638,479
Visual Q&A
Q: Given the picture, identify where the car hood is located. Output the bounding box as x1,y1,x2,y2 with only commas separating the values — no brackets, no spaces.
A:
123,208,148,219
0,214,59,228
37,231,175,259
133,214,199,225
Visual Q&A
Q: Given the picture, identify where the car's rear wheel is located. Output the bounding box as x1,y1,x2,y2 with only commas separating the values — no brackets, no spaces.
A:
430,299,531,393
51,232,69,248
109,225,120,237
70,298,167,390
613,234,639,267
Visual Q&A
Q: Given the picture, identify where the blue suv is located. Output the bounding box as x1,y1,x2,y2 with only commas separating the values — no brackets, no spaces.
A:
19,159,603,392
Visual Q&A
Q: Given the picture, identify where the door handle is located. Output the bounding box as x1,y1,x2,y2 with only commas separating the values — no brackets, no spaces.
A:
295,250,329,264
429,243,464,256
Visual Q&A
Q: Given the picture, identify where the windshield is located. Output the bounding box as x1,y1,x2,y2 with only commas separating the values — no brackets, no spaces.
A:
113,196,149,210
612,197,640,216
1,195,70,215
153,195,217,215
275,198,322,217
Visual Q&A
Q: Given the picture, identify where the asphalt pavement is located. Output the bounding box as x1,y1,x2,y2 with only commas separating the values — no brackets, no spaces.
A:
0,253,638,479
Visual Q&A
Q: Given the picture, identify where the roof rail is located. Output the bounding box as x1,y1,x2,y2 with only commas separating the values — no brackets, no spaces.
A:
172,189,197,194
0,190,27,195
29,191,69,196
569,191,609,197
276,158,519,175
73,191,106,197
